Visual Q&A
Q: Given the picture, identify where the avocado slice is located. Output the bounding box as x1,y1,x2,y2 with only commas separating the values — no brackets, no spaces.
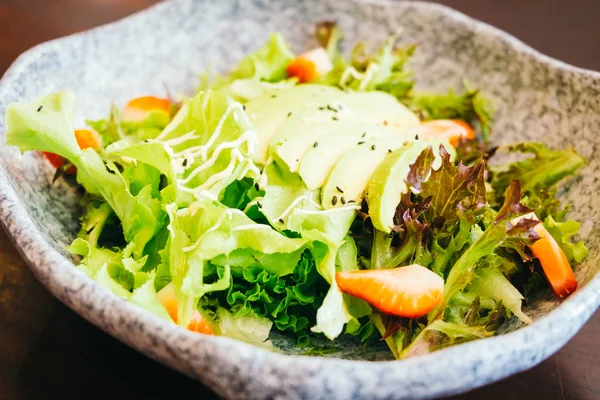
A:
299,124,416,190
367,140,455,232
246,84,341,164
321,136,411,209
270,89,419,171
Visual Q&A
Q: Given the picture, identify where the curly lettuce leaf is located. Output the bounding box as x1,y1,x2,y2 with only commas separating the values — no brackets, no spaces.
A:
229,33,294,82
408,145,486,232
165,194,308,326
492,142,585,203
409,83,493,140
206,250,328,346
543,216,588,263
6,92,165,257
467,265,531,324
434,181,537,317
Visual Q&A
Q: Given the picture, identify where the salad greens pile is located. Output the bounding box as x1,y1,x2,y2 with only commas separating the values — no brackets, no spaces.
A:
4,22,587,358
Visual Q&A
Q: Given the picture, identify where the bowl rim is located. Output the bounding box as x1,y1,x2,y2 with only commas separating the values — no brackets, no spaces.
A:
1,0,599,398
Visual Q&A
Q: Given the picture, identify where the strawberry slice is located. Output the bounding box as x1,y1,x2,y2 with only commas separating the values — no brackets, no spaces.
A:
43,129,100,174
122,96,171,123
418,119,475,147
157,283,214,335
286,48,333,83
512,213,577,298
336,264,444,318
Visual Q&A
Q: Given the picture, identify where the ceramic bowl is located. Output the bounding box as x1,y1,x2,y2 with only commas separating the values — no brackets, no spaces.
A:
1,0,599,398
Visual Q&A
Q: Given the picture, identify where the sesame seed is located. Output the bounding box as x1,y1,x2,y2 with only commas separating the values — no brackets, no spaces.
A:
347,199,355,203
332,116,338,121
371,144,376,150
388,149,392,153
313,142,319,148
336,186,344,193
243,105,246,110
331,196,338,206
254,182,260,191
37,105,43,112
287,111,292,117
361,132,367,138
182,159,188,167
318,106,325,110
357,141,365,145
271,94,277,98
341,196,346,204
257,201,263,209
383,120,388,126
279,218,284,223
415,134,419,140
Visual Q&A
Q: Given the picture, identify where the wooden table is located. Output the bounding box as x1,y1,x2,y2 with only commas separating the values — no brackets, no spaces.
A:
0,1,598,399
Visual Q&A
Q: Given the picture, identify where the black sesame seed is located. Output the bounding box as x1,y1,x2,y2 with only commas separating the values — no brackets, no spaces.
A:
388,149,392,153
371,144,376,150
313,142,319,148
257,201,263,209
182,159,188,167
347,199,355,203
254,182,260,191
415,134,419,140
86,227,94,234
243,105,246,110
336,186,344,193
271,94,277,98
341,196,346,204
332,116,338,121
331,196,338,206
287,111,292,117
37,105,43,112
318,106,325,110
279,218,284,223
357,141,365,145
361,132,367,138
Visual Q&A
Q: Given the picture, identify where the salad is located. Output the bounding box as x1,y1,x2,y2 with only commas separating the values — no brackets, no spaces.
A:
4,22,588,358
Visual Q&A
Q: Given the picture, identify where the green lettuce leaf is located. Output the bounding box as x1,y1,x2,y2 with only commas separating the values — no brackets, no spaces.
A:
229,33,294,82
434,181,537,318
492,142,585,203
165,194,308,326
216,308,274,350
6,91,165,257
467,265,531,324
409,83,493,140
153,90,260,204
543,216,588,263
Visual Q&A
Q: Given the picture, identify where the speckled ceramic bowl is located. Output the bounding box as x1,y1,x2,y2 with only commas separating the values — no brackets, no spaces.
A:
1,0,599,398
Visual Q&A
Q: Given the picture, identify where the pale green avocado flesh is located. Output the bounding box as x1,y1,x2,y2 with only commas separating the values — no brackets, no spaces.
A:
246,84,419,166
321,136,412,209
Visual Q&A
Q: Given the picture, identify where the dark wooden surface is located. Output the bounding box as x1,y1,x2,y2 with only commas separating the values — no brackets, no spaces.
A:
0,1,598,399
